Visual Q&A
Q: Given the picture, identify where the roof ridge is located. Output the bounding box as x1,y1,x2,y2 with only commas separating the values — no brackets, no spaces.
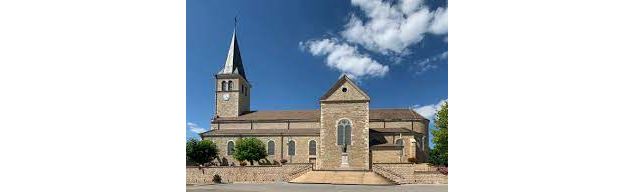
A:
246,109,319,112
369,108,413,110
246,108,416,111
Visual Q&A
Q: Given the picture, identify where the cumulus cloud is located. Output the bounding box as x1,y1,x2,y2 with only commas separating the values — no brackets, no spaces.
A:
413,99,447,120
341,0,448,55
187,122,207,133
300,0,447,78
428,8,448,35
415,51,447,74
300,38,389,79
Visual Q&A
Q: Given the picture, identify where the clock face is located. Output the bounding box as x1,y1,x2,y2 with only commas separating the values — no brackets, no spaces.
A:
222,93,230,101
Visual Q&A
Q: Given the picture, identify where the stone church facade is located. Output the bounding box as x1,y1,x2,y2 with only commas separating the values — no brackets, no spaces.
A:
200,29,429,170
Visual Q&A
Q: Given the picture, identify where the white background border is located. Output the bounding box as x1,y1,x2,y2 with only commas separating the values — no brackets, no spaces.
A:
1,0,184,191
2,0,635,191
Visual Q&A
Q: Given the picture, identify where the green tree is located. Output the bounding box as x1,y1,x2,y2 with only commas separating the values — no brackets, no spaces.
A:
233,137,267,165
430,101,448,166
186,138,218,166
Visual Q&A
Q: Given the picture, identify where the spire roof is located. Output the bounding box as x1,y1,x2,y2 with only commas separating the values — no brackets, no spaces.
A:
218,28,247,79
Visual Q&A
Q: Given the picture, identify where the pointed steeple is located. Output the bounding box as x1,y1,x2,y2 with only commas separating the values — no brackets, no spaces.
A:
218,26,247,79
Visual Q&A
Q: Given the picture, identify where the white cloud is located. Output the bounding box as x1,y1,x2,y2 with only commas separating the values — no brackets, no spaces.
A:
187,122,207,133
300,0,447,78
341,0,448,55
428,8,448,35
400,0,423,15
415,51,447,74
300,38,389,79
413,99,447,120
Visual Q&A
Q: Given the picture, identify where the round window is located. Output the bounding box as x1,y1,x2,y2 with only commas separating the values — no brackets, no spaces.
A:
342,87,348,92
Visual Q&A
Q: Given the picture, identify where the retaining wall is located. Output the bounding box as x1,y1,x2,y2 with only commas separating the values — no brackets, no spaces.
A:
372,163,448,184
186,164,312,184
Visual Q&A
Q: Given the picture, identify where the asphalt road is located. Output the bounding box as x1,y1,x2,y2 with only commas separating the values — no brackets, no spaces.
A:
186,183,448,192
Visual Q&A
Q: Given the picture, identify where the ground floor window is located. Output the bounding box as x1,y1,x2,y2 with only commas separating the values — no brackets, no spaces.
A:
288,140,295,156
227,140,235,155
309,140,316,155
267,140,275,155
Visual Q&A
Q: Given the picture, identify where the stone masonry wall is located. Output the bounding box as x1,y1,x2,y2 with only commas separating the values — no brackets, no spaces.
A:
208,136,320,165
215,76,249,118
186,164,312,184
369,121,424,131
215,89,239,117
370,120,428,163
318,79,370,170
319,101,369,170
211,121,319,130
372,163,448,184
322,81,368,101
372,149,401,163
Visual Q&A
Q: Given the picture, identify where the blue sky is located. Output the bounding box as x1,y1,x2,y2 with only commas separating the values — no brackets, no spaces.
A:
187,0,448,139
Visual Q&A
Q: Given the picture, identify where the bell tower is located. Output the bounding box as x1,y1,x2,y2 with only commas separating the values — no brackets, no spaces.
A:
214,25,250,118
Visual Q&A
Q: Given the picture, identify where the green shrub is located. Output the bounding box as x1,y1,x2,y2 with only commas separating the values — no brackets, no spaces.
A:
186,138,218,166
232,138,267,165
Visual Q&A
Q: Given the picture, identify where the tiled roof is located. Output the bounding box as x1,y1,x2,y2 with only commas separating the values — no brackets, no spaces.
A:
200,128,320,137
214,109,425,122
369,109,425,120
216,110,320,121
371,143,403,147
369,128,418,134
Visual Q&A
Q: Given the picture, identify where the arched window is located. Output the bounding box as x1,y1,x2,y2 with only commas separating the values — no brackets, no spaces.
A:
221,81,227,91
228,81,233,91
288,140,295,156
337,119,352,147
227,141,234,155
309,140,316,155
267,140,275,155
396,139,404,156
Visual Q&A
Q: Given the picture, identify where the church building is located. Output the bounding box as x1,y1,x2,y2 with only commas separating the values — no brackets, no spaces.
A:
200,28,430,170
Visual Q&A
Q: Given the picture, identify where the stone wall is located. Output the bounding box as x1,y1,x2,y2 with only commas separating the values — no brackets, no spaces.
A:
321,80,369,101
208,136,320,165
370,135,417,163
211,121,320,130
371,149,402,163
370,120,429,163
215,76,249,118
186,164,312,184
369,121,425,132
319,102,370,170
215,88,239,117
372,163,448,184
318,79,370,170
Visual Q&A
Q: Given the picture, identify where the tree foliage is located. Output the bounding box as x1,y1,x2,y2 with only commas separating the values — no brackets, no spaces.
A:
186,138,218,166
430,101,448,166
233,137,267,165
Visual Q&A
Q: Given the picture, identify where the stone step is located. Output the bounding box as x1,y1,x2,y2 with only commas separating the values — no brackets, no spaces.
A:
289,170,396,185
